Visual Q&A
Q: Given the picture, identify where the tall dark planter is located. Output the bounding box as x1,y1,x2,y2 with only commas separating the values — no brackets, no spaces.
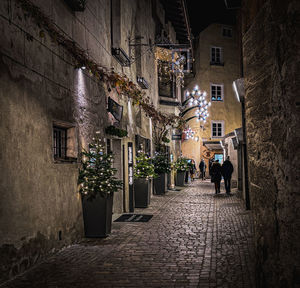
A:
134,178,150,208
154,173,167,195
176,171,185,186
81,193,114,238
185,171,189,183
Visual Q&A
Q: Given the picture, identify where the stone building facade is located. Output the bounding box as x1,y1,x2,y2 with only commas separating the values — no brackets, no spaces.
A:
182,23,242,182
240,0,300,286
0,0,189,282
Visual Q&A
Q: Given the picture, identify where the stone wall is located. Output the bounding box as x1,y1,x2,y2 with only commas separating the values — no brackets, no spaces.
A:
243,0,300,286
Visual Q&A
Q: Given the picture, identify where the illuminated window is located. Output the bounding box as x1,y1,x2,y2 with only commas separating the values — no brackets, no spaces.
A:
211,84,223,101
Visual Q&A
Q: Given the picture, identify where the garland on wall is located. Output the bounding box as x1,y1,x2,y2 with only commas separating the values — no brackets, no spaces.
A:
16,0,183,127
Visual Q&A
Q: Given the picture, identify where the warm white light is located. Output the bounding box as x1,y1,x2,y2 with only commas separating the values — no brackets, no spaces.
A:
208,102,211,106
194,85,199,90
81,66,86,70
203,91,207,97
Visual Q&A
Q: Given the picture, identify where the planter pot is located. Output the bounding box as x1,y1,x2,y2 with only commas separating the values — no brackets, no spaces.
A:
176,171,185,186
185,171,189,183
81,193,114,238
154,173,167,195
134,178,150,208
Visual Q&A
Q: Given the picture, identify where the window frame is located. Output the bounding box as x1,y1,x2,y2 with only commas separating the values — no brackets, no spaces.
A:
53,121,78,163
53,126,67,160
210,46,224,66
210,83,224,101
222,27,233,38
211,120,225,138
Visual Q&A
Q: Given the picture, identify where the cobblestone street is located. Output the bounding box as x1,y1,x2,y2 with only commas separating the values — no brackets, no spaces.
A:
1,180,255,288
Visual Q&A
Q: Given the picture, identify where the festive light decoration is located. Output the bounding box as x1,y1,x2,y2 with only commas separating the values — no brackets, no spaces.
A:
184,127,195,140
134,151,156,179
78,134,123,199
181,85,211,124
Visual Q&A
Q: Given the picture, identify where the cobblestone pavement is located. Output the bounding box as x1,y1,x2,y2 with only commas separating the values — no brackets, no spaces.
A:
1,180,255,288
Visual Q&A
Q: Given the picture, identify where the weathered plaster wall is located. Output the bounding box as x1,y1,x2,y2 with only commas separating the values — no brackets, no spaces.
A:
0,0,170,282
243,0,300,286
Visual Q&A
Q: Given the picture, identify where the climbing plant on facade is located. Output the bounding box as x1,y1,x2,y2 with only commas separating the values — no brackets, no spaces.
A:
16,0,184,127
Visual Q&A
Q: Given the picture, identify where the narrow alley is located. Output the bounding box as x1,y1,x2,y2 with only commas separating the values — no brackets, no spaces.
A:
1,181,255,288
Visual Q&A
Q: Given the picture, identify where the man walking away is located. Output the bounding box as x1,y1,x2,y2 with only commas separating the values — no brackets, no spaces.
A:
199,159,206,180
222,156,234,195
210,160,222,194
209,158,214,177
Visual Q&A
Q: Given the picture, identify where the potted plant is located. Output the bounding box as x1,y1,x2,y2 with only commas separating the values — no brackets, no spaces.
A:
134,151,156,208
174,157,189,186
78,133,122,237
153,151,171,195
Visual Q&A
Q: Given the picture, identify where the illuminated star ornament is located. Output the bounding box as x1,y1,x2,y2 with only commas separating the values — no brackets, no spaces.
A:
181,85,211,124
184,127,195,140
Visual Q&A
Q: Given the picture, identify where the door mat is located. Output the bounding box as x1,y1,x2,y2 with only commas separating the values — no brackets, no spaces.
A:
114,214,153,222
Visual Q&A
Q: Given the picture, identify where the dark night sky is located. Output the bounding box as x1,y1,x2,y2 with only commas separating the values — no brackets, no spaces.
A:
186,0,236,38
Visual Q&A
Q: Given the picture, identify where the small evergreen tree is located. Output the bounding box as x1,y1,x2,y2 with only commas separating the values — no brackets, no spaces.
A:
174,157,189,172
134,151,156,179
78,134,123,199
153,151,171,174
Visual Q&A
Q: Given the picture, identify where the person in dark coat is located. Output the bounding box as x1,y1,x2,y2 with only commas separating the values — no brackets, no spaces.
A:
189,159,196,181
208,158,214,176
199,159,206,180
222,156,234,194
210,160,222,194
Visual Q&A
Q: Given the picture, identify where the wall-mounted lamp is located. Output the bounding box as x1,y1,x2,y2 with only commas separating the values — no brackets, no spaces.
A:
112,47,131,67
137,76,149,89
233,78,245,102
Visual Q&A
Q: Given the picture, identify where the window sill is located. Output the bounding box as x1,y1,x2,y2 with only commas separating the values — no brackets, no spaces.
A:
210,62,224,66
211,99,223,102
54,157,78,164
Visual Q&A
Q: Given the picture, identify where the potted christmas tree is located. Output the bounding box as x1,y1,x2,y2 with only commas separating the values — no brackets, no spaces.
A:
174,157,189,186
78,133,122,237
134,151,156,208
153,151,171,195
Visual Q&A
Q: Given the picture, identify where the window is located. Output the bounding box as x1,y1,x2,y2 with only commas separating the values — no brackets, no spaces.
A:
211,84,224,101
222,27,232,38
214,154,224,164
211,121,224,138
210,47,223,65
158,60,175,98
53,122,77,162
53,126,67,159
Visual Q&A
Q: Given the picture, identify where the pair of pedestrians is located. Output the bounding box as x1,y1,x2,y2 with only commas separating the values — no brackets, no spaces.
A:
210,157,234,194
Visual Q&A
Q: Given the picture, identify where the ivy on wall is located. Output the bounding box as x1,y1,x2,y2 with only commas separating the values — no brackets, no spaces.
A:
105,126,128,138
16,0,184,127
